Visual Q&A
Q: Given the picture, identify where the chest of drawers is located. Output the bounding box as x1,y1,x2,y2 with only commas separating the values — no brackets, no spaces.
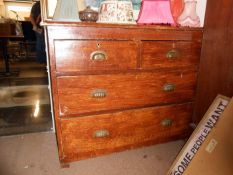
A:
44,23,202,164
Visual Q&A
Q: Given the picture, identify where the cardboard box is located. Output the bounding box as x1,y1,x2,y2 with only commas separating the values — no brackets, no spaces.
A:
167,95,233,175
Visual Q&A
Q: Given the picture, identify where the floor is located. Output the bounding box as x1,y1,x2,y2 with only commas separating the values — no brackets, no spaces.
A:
0,132,185,175
0,42,184,175
0,54,52,136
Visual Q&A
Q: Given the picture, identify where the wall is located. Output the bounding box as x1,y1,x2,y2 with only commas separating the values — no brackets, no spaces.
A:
3,1,33,21
2,0,207,24
0,0,6,17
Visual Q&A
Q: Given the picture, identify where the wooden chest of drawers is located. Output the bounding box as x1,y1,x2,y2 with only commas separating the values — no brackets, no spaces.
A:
44,22,202,164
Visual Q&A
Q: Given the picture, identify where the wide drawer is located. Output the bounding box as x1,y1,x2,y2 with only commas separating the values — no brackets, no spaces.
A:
57,71,197,116
141,41,201,69
60,103,193,162
54,40,138,72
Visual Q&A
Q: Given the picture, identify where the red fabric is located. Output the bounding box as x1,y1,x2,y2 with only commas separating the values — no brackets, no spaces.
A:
170,0,184,21
137,0,175,25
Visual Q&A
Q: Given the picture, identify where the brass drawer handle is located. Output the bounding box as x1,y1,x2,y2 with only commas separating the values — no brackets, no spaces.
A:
163,83,176,92
91,89,107,98
166,49,179,59
90,51,107,61
161,119,173,127
93,129,110,138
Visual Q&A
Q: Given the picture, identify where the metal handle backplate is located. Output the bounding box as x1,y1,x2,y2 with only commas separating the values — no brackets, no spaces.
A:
161,119,173,127
91,89,107,98
90,51,107,61
166,49,179,59
163,83,176,92
93,129,110,138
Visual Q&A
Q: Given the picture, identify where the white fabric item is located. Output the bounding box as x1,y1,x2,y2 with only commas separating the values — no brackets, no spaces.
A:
177,1,200,27
196,0,207,27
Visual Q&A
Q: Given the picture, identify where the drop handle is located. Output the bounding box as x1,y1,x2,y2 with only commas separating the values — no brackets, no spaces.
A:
166,49,179,59
161,119,173,127
91,89,107,98
93,129,110,138
90,51,107,61
163,83,176,92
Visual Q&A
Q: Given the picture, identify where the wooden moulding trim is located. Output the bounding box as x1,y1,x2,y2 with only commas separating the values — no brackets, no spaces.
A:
41,20,203,32
45,26,203,42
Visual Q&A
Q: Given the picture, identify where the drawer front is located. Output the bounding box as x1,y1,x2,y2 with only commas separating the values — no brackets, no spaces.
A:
57,71,197,116
60,103,193,162
54,40,138,72
141,41,201,69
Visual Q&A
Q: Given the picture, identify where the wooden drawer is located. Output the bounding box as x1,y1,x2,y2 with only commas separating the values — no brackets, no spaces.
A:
141,41,201,69
60,103,193,163
54,40,138,72
0,23,16,35
57,70,197,116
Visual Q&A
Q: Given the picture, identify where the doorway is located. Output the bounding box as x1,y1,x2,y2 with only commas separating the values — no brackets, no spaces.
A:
0,21,52,136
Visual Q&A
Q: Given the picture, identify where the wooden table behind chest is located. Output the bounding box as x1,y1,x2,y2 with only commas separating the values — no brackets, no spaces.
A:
44,23,202,164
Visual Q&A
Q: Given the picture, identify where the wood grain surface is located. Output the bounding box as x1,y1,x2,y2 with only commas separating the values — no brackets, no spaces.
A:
54,40,138,72
142,41,201,69
43,23,203,164
60,103,193,163
57,71,197,117
194,0,233,123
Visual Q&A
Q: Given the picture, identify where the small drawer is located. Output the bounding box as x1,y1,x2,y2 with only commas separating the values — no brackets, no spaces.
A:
60,103,193,162
54,40,138,72
57,70,197,116
141,41,201,69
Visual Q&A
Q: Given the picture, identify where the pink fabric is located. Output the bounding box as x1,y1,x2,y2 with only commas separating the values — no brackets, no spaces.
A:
137,0,175,25
177,1,200,27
